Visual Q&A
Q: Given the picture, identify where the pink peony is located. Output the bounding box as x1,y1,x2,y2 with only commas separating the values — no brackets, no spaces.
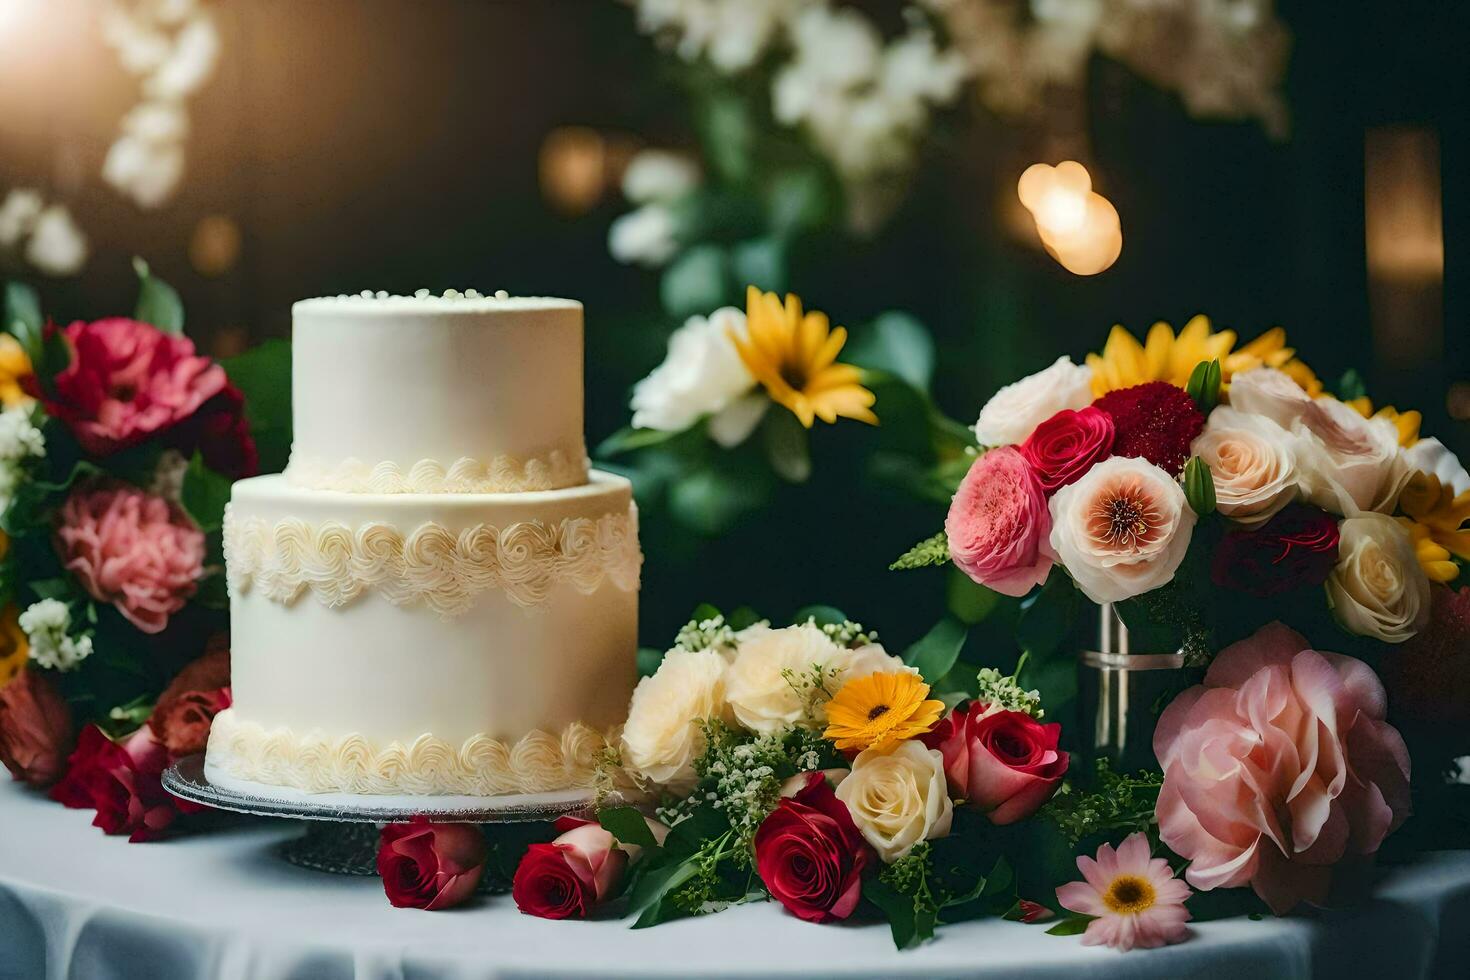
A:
31,318,257,477
1056,832,1192,951
55,485,205,634
1154,623,1411,914
945,447,1056,597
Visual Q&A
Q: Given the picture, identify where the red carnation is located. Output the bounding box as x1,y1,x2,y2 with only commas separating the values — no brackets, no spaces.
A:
753,771,872,923
1211,503,1340,597
1380,585,1470,742
1094,381,1204,475
1018,406,1115,493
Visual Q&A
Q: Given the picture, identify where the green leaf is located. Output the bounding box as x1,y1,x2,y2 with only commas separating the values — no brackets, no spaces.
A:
727,605,763,630
1336,368,1368,402
946,570,998,624
863,876,924,950
668,465,772,536
761,408,811,483
1045,915,1096,936
627,853,703,928
180,452,232,533
596,426,681,457
847,312,936,392
221,338,292,473
1184,358,1221,414
730,238,787,296
791,604,847,627
1183,456,1217,516
599,806,658,849
132,257,184,335
696,91,753,184
890,531,949,570
765,168,833,239
903,617,968,686
4,281,44,362
1015,570,1080,658
636,646,665,678
660,244,730,318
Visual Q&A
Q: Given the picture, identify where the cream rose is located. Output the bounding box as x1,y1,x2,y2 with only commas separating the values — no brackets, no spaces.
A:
835,741,953,863
1227,366,1314,428
1049,456,1196,603
1293,397,1409,515
620,648,730,790
1327,514,1430,643
973,356,1093,447
725,623,845,734
1192,406,1298,525
829,643,913,685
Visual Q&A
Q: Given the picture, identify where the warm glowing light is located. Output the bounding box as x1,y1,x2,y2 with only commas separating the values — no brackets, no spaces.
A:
539,127,608,216
1017,161,1122,276
0,0,38,39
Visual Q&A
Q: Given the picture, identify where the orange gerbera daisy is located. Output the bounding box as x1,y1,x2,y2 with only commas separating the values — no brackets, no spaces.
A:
823,671,944,754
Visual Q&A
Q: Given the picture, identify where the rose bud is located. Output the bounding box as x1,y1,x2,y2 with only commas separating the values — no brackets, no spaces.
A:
377,816,488,910
0,670,76,788
512,816,640,919
753,771,872,923
922,703,1068,824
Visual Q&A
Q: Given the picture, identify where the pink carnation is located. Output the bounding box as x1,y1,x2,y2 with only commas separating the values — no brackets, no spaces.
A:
1154,623,1411,914
55,485,205,634
945,447,1055,597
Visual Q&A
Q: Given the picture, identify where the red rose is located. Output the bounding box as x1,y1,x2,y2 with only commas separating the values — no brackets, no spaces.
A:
512,816,631,919
377,816,488,910
1094,381,1205,475
0,670,75,787
51,724,194,841
922,702,1068,824
29,318,257,477
753,771,872,923
1018,406,1115,493
1210,503,1340,597
1381,585,1470,742
149,644,232,757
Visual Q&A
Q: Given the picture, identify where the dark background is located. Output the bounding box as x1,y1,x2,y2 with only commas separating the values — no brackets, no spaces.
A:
3,0,1466,648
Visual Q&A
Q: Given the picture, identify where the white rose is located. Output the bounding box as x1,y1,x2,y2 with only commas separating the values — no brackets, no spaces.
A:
25,205,88,277
1191,406,1297,525
1404,437,1470,496
608,203,678,268
725,623,845,734
620,648,730,791
630,308,762,444
622,150,700,204
973,356,1093,447
835,741,953,863
1227,366,1314,429
1049,456,1196,603
1327,514,1430,643
1292,397,1409,515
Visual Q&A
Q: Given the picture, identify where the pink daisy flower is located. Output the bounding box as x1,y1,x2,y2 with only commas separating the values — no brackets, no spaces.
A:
1055,832,1192,951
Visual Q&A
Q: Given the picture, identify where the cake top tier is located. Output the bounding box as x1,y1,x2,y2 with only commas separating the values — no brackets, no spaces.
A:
286,291,589,495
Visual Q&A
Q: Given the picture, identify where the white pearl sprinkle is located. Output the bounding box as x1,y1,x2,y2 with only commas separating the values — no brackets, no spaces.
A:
494,289,508,300
375,290,388,299
414,288,430,298
464,288,482,298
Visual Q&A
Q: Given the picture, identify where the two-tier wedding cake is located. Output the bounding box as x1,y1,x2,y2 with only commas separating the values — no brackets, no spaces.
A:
204,291,641,799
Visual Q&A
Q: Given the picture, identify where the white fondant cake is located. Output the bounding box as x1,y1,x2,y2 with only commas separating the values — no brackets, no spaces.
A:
205,292,640,798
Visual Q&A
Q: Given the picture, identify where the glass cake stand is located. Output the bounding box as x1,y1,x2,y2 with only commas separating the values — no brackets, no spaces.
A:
162,754,599,879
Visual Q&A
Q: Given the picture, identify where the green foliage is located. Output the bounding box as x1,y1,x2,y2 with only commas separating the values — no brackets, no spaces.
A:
636,646,665,677
131,257,184,335
847,312,936,392
221,339,293,473
1335,367,1368,402
866,843,1017,949
1184,358,1221,413
945,570,998,625
596,426,681,457
1045,915,1095,936
1042,757,1164,846
789,604,846,628
4,281,43,361
890,531,949,570
1183,456,1217,516
599,806,660,849
903,616,968,686
660,244,729,317
761,408,811,483
180,452,232,533
695,720,839,856
1015,570,1081,659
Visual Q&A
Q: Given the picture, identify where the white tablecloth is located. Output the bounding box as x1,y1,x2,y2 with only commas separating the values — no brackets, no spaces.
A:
2,780,1468,980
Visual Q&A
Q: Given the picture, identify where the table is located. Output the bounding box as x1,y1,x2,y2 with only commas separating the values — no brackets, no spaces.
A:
2,780,1468,980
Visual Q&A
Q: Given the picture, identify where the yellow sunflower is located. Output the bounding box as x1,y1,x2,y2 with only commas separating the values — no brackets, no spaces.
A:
1085,315,1321,397
824,671,944,754
1399,472,1470,582
1345,396,1421,447
0,604,28,689
729,286,877,429
0,334,33,408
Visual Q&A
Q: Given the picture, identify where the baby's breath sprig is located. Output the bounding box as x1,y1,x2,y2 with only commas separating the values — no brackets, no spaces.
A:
975,665,1044,719
813,618,878,648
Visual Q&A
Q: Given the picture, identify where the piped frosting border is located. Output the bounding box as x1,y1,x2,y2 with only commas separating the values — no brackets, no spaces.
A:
283,447,590,495
205,709,608,796
223,504,641,616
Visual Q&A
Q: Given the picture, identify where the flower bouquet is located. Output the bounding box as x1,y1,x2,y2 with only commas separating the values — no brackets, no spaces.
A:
0,262,287,840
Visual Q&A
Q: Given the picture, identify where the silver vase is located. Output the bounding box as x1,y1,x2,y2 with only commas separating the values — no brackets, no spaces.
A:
1078,603,1185,771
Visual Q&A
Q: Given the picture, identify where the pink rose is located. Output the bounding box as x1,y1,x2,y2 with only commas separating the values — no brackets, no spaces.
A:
512,816,630,919
1154,622,1412,914
0,670,75,787
921,702,1068,824
1017,406,1114,493
378,816,489,910
55,484,205,634
945,447,1056,597
32,318,257,476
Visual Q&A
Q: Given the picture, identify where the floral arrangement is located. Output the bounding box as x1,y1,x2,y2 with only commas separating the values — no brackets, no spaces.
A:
0,262,287,840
